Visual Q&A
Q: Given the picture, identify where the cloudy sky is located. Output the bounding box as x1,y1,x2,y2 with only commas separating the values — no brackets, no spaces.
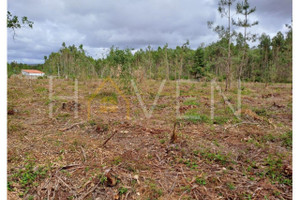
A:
7,0,292,64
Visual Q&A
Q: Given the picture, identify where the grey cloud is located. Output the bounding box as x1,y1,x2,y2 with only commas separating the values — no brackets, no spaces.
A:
7,0,291,64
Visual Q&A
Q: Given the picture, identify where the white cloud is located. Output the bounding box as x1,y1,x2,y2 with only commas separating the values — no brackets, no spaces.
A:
7,0,292,63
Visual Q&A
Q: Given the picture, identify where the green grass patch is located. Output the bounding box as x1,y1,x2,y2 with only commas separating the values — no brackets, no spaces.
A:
88,91,118,104
35,87,48,93
281,131,292,149
8,157,50,197
213,116,229,125
183,99,200,106
146,180,163,199
253,107,268,117
263,154,292,185
195,177,207,185
183,110,210,123
119,186,128,195
195,148,231,165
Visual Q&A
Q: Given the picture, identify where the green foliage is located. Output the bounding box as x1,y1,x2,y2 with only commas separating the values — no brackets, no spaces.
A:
183,111,210,124
7,62,44,78
183,99,200,106
112,156,122,165
7,11,33,37
97,174,108,184
183,159,199,169
8,23,292,83
263,155,292,185
253,107,268,117
213,116,229,124
227,182,235,190
118,187,128,195
197,149,230,165
281,131,292,149
89,91,118,104
190,47,206,79
146,180,163,199
8,157,49,196
195,177,207,185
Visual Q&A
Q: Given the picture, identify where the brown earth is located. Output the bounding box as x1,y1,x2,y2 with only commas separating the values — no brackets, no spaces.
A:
7,77,292,199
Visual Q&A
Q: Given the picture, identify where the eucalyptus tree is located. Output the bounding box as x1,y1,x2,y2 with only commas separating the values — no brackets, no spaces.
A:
284,24,292,82
258,33,272,83
179,40,190,79
205,39,228,79
271,31,285,78
163,44,170,80
146,45,153,79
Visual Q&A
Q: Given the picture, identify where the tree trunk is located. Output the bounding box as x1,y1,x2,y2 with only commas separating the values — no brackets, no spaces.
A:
165,49,169,80
225,3,232,92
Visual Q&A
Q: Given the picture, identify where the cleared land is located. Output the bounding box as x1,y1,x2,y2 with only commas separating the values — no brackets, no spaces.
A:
7,77,292,199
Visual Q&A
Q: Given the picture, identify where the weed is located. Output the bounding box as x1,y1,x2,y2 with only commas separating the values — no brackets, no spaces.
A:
227,182,235,190
253,107,268,117
156,104,167,110
183,99,200,106
213,116,229,125
146,180,163,199
35,87,48,93
119,187,128,195
180,185,192,192
7,181,13,191
261,134,277,143
184,160,198,169
112,156,122,165
8,157,50,196
183,111,210,124
88,120,96,126
8,123,24,133
97,174,107,184
56,113,70,121
89,91,118,102
242,193,253,200
200,149,230,165
264,155,292,185
281,131,292,149
213,140,220,147
195,177,206,185
159,139,166,144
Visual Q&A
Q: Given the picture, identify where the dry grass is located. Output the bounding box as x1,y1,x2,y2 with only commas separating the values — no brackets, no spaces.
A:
7,76,292,199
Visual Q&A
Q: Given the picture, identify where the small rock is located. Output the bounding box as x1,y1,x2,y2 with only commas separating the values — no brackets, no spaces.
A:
133,175,140,184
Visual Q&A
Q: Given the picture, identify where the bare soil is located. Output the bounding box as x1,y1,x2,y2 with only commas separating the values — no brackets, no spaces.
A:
7,77,292,199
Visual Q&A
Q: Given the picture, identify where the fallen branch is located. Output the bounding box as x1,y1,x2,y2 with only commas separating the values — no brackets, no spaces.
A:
56,176,77,197
59,122,84,132
78,181,101,200
80,146,87,162
102,130,118,147
224,122,259,132
58,164,81,171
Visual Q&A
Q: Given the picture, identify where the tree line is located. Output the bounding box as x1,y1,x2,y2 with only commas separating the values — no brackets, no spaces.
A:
7,0,292,85
8,27,292,83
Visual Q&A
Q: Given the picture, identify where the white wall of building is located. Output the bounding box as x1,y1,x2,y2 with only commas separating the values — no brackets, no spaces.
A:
22,71,45,77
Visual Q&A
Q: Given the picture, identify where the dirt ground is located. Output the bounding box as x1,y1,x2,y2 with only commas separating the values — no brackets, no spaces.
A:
7,77,292,199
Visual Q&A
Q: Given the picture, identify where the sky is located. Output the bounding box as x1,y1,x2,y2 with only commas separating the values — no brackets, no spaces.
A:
7,0,292,64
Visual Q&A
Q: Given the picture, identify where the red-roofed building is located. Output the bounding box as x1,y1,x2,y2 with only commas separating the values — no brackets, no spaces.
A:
21,69,45,77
